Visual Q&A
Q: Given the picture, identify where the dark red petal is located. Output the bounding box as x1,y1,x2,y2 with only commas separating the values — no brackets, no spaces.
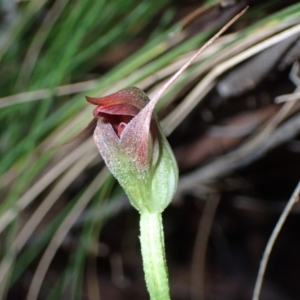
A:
86,87,149,111
93,104,140,117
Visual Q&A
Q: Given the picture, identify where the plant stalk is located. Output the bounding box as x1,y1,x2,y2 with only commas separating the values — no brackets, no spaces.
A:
140,212,170,300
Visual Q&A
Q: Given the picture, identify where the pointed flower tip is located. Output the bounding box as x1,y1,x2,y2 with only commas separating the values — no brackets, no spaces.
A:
86,95,97,105
90,86,178,213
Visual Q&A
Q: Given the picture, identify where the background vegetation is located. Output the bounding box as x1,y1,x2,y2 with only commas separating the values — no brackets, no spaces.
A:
1,0,300,299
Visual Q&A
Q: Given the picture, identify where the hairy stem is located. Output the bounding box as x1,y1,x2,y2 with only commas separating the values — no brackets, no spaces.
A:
140,212,170,300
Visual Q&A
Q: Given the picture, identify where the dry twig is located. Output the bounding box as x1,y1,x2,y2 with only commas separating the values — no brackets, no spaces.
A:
252,180,300,300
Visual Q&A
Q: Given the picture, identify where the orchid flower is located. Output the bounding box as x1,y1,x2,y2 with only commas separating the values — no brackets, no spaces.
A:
87,86,178,213
87,87,177,300
87,8,247,300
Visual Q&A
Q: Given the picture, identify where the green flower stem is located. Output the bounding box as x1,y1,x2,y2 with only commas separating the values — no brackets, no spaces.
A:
140,212,170,300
